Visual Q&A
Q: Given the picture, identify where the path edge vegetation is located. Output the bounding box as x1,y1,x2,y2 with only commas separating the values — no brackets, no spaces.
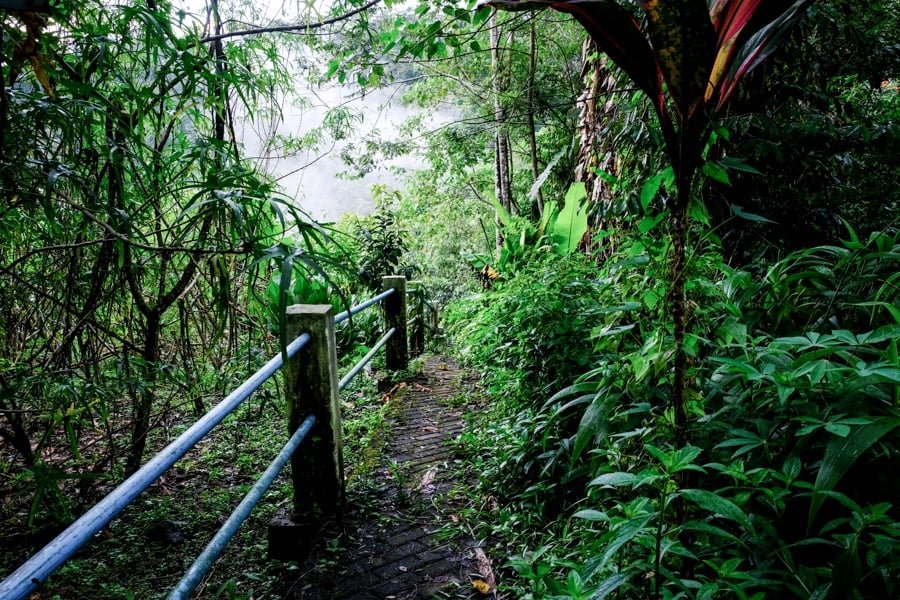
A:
1,0,899,598
438,1,899,598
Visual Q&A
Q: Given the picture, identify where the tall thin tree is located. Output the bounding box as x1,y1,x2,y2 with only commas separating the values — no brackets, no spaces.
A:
486,0,818,445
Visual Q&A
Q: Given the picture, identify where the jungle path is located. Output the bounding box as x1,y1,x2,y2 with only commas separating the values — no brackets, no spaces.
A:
281,355,494,600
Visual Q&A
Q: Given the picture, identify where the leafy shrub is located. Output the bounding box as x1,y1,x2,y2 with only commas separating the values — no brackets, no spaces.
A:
456,224,900,598
448,250,607,400
447,231,672,509
347,188,415,292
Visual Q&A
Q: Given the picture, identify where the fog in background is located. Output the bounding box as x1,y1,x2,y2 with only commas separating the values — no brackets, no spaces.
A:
240,79,452,222
179,0,455,222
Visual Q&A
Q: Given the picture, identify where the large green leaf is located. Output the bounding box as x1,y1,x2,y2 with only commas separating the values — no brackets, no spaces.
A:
681,488,753,530
486,190,514,228
537,200,559,238
570,389,612,464
809,417,900,526
593,514,653,572
588,573,629,599
551,182,589,254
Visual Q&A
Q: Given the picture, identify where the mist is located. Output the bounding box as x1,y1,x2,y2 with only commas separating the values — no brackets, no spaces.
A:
240,78,450,222
178,0,455,222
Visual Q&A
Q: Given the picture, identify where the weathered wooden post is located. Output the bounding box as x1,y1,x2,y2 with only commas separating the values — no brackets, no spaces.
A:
269,304,343,559
382,276,408,370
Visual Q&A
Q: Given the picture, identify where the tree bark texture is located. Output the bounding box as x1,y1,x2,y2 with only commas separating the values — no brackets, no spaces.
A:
670,175,690,449
574,39,620,253
526,15,543,218
490,13,514,248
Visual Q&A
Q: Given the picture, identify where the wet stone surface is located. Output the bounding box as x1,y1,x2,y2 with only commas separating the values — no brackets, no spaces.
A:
281,356,482,600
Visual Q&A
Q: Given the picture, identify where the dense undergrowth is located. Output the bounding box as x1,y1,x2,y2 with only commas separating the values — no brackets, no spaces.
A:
2,1,898,598
0,345,397,599
448,224,900,599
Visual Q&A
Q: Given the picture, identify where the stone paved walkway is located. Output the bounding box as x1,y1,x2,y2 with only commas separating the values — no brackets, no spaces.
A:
283,355,490,600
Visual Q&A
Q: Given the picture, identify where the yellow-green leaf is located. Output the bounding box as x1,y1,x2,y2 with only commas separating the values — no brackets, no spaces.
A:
472,578,491,595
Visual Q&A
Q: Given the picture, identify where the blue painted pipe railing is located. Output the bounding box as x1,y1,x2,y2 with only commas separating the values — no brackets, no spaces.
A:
171,323,398,598
340,327,396,390
168,415,317,599
0,285,406,600
335,288,394,325
0,332,311,600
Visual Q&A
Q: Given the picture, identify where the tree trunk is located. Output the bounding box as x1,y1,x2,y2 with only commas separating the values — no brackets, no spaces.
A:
526,15,543,219
125,311,160,475
490,13,514,248
179,299,205,417
574,39,620,253
0,391,35,467
670,173,690,449
122,0,225,474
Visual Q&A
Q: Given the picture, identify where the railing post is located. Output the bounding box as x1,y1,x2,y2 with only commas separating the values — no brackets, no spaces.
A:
382,275,408,370
269,304,343,559
428,303,439,330
285,304,343,514
410,287,425,357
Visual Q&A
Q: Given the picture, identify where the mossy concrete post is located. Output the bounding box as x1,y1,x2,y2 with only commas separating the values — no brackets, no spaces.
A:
283,304,344,517
382,276,408,370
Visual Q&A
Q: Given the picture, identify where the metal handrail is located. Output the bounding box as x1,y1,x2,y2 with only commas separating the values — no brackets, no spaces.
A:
339,327,396,390
1,286,404,600
169,414,317,599
406,286,437,321
334,288,395,325
169,295,398,598
0,332,311,600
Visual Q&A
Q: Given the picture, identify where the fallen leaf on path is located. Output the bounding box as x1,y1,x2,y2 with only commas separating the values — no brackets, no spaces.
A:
381,382,406,404
473,547,498,597
472,579,491,595
419,466,437,491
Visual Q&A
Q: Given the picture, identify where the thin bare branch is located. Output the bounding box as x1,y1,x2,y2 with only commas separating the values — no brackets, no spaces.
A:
198,0,382,44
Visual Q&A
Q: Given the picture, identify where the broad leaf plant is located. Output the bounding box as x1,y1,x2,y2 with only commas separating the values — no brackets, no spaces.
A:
483,0,817,444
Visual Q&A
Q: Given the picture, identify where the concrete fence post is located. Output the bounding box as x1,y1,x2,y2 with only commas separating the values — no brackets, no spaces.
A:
285,304,343,515
269,304,343,559
382,276,408,370
428,304,439,331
